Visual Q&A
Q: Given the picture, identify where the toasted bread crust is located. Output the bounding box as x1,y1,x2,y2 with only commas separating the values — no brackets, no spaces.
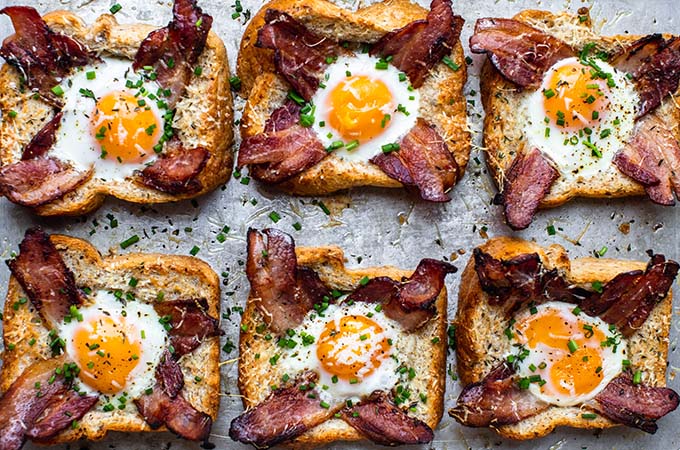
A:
480,9,680,209
237,245,448,447
0,10,234,216
455,236,673,439
237,0,469,196
1,234,221,443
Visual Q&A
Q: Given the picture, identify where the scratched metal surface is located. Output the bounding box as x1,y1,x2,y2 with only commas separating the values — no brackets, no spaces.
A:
0,0,678,449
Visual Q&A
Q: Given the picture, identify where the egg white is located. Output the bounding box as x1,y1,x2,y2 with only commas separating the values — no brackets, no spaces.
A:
277,301,400,405
59,290,168,401
49,57,166,181
509,301,626,407
523,57,638,180
310,53,420,162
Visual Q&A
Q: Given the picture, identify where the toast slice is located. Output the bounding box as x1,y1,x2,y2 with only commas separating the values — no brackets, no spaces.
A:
237,0,469,197
237,245,448,447
0,5,233,216
479,9,680,210
454,236,674,439
1,232,221,444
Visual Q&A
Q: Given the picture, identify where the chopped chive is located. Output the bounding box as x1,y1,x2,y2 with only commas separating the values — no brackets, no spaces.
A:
51,85,64,96
581,413,598,419
633,370,642,385
567,339,578,353
190,246,200,256
120,235,139,249
442,56,460,71
109,3,122,14
268,211,281,223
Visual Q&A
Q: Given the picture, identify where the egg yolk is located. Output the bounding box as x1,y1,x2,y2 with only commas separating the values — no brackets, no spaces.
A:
72,315,141,394
316,315,390,381
91,91,161,163
327,75,393,142
516,308,608,396
543,61,610,131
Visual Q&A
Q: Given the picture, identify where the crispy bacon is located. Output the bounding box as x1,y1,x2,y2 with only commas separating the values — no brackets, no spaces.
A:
239,110,327,184
347,260,455,332
385,258,456,331
342,391,434,445
449,362,548,427
371,119,458,202
370,0,464,88
139,146,210,195
474,247,679,335
630,37,680,118
153,299,222,357
246,228,329,334
581,253,678,336
229,371,339,448
611,34,666,78
592,371,680,434
22,112,63,160
501,147,559,230
0,357,97,450
0,157,91,207
0,6,94,105
469,18,574,88
613,114,680,205
257,10,338,101
474,249,543,311
133,0,212,108
135,351,212,441
6,227,81,328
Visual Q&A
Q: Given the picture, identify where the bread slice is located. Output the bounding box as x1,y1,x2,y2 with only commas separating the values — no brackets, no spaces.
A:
455,236,673,439
0,234,221,444
0,9,233,216
237,0,469,196
237,245,448,446
480,9,680,208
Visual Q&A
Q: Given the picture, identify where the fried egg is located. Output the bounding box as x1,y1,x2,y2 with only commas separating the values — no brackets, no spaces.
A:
59,290,168,400
310,53,420,162
278,300,400,404
507,301,626,406
523,56,638,179
49,57,170,181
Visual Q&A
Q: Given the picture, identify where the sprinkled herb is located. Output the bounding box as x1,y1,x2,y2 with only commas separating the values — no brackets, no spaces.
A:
543,88,555,99
582,413,598,419
442,56,460,71
109,3,122,14
359,276,369,286
292,222,302,231
567,339,578,353
633,370,642,385
268,211,281,223
381,142,400,153
190,246,200,256
120,235,139,249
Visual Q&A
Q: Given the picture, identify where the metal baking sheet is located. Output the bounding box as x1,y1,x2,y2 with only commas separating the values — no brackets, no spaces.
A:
0,0,678,448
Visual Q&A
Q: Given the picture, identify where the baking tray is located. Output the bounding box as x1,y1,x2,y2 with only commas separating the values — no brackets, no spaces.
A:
0,0,678,448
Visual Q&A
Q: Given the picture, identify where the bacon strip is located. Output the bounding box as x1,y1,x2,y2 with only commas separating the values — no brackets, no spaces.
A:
0,6,94,105
630,37,680,118
613,114,680,206
239,103,327,184
501,147,559,230
474,248,679,336
153,299,222,357
256,10,338,101
22,112,63,160
229,371,340,448
0,157,92,207
592,371,680,433
449,362,549,427
139,146,210,195
580,253,678,336
135,351,212,441
469,18,574,88
0,357,97,450
342,391,434,445
371,118,458,202
246,228,330,334
347,259,455,332
133,0,212,108
6,227,81,328
370,0,464,88
611,34,666,78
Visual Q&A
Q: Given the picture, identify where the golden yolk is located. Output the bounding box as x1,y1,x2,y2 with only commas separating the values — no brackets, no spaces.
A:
91,91,161,163
518,309,606,350
543,62,610,131
327,75,393,142
72,315,141,394
548,347,604,396
316,315,390,381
